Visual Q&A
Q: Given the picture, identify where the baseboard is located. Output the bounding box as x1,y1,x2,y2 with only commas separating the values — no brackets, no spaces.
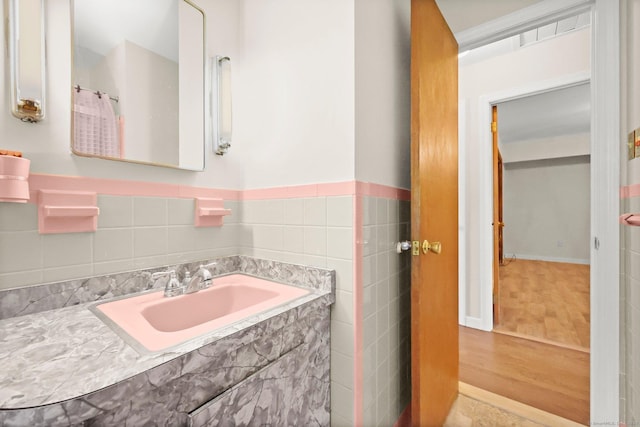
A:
505,254,590,265
463,316,492,331
492,327,590,353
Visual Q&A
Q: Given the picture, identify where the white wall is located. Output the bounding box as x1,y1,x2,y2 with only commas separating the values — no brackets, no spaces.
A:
500,132,590,163
0,1,360,190
232,0,356,189
503,156,590,263
354,0,411,190
459,27,590,319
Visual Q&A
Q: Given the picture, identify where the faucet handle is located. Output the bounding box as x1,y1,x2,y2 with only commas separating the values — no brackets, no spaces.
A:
200,261,217,270
151,269,175,280
198,263,215,288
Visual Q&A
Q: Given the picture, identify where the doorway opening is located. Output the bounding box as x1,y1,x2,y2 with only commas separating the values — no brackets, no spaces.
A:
456,13,592,425
492,83,591,352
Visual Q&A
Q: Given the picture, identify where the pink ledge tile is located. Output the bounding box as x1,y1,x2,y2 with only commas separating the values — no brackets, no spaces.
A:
625,184,640,199
317,181,357,197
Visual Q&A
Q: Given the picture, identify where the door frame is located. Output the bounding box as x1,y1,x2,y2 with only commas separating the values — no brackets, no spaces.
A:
475,71,591,331
455,0,620,422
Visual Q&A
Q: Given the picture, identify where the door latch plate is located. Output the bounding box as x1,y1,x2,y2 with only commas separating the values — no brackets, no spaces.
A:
412,240,420,256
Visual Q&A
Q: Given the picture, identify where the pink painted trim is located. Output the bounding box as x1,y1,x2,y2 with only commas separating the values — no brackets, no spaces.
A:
353,194,363,426
621,184,640,199
393,403,412,427
27,174,241,203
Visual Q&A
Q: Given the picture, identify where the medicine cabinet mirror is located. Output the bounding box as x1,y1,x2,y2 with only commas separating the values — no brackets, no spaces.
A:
71,0,206,171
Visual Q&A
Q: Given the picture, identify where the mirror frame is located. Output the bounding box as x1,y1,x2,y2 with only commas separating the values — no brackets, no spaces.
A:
69,0,207,171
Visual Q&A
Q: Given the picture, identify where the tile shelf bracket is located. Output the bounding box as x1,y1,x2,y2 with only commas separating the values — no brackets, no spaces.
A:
38,190,99,234
620,213,640,226
194,197,231,227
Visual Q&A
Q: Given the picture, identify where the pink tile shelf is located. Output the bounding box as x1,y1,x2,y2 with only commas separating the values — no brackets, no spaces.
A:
194,197,231,227
38,189,100,234
0,155,30,203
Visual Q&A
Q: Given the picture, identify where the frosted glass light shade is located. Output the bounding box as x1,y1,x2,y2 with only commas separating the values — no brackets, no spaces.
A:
8,0,46,122
215,56,232,155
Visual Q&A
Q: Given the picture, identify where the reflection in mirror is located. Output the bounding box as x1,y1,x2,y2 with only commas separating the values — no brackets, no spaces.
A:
71,0,205,171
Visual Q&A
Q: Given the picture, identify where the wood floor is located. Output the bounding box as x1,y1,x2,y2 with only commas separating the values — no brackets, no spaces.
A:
494,259,590,350
459,326,590,425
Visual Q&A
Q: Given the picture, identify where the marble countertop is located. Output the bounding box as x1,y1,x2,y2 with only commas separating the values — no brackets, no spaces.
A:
0,267,333,409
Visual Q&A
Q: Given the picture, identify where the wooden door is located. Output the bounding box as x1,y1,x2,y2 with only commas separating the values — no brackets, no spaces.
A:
498,150,504,266
492,105,501,325
410,0,459,425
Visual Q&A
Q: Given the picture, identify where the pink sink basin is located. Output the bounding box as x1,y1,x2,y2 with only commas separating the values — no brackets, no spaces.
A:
95,274,310,352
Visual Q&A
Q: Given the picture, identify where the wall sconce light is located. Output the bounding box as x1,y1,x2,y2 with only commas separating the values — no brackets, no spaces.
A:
8,0,46,123
214,56,232,155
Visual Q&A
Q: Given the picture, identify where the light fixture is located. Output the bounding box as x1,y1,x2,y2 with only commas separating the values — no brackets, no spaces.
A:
214,56,232,155
8,0,46,123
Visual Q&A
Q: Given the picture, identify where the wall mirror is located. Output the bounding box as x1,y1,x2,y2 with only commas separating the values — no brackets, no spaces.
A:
71,0,206,171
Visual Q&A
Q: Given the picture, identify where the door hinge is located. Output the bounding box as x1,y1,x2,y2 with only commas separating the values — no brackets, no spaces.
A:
491,121,497,133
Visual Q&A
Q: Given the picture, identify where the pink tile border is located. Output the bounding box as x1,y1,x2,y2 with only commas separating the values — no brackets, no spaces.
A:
26,174,241,203
621,184,640,199
25,174,408,202
357,181,411,201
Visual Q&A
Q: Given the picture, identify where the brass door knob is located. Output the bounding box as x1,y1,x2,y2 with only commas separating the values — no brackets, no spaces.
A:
422,240,442,255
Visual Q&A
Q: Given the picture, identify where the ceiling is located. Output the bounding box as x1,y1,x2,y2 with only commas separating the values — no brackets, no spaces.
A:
498,83,591,144
435,0,545,33
435,1,591,145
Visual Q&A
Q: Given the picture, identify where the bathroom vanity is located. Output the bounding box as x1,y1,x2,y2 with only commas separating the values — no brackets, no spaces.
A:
0,256,334,426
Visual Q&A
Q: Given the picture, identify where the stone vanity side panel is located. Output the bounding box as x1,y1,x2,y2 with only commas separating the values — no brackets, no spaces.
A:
187,308,330,427
0,256,333,320
0,300,329,427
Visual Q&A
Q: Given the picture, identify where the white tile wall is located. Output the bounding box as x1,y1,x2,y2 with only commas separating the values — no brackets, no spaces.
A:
622,190,640,423
221,196,357,424
0,196,239,290
361,196,411,426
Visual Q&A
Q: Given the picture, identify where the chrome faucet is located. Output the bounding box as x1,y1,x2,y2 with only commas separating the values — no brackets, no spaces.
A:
152,262,217,297
183,263,216,294
150,270,183,297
